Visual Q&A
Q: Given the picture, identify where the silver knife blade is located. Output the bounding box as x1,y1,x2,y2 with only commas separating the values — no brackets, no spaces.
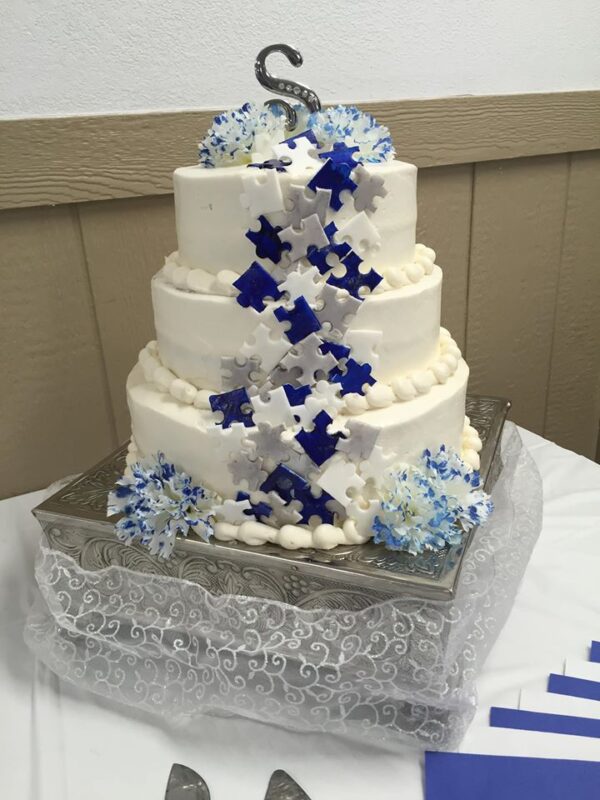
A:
264,770,312,800
165,763,211,800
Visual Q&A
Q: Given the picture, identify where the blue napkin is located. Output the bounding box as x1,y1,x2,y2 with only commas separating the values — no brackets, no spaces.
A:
590,641,600,663
425,752,600,799
548,673,600,701
490,706,600,738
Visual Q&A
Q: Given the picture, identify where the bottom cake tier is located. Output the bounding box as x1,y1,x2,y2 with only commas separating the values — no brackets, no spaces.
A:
126,357,481,550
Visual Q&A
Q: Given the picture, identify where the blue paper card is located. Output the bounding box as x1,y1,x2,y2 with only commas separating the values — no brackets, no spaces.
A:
491,706,600,739
590,641,600,663
548,673,600,701
425,752,600,800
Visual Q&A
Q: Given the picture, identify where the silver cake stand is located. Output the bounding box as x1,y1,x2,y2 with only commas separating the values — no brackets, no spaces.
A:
33,395,510,610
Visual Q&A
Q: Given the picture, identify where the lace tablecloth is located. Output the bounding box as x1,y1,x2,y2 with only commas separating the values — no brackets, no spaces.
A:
1,427,600,799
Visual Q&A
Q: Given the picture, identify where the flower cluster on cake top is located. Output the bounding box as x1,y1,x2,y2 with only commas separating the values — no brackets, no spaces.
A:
198,102,394,168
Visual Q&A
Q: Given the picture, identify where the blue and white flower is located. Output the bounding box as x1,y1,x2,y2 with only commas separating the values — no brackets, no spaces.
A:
108,453,220,558
307,105,395,164
372,445,493,555
198,102,302,168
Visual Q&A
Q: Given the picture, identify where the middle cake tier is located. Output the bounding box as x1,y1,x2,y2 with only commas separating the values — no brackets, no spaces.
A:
152,264,443,391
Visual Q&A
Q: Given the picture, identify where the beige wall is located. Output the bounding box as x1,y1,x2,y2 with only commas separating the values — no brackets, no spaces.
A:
1,93,600,498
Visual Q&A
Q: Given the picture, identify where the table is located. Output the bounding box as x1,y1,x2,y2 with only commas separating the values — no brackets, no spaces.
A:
1,428,599,800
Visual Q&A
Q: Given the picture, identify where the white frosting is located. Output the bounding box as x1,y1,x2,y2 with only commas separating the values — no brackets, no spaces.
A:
126,358,470,500
151,266,443,390
174,159,417,275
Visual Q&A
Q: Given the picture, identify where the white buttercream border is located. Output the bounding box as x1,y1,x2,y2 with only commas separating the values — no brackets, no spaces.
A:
160,243,437,298
136,326,462,416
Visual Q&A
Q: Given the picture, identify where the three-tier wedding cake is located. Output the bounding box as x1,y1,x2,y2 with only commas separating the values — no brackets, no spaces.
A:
111,96,490,558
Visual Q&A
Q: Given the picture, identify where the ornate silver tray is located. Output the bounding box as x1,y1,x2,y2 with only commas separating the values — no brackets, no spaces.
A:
33,395,510,609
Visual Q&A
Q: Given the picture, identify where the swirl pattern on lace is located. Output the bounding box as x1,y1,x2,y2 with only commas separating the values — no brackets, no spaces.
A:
25,425,542,751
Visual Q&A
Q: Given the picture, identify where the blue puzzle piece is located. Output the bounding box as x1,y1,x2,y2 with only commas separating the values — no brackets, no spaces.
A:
233,261,282,312
209,387,254,428
247,157,291,172
320,340,351,361
245,216,290,264
274,296,321,344
329,358,376,396
282,383,312,406
318,141,360,174
326,250,382,298
307,159,357,211
280,129,319,148
295,410,344,466
260,464,334,525
306,222,352,274
236,491,273,520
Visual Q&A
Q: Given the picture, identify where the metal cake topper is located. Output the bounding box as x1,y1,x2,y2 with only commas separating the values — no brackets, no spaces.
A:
255,43,321,131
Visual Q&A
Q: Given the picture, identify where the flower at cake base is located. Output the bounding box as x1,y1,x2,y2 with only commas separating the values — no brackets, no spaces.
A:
307,105,395,164
107,453,220,559
371,446,493,555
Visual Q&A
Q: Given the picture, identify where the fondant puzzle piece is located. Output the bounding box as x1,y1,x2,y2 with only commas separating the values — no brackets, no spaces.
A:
334,211,381,256
274,296,322,344
306,221,352,275
326,251,382,299
239,321,292,374
250,386,296,428
233,262,282,312
279,214,329,262
346,497,380,535
212,497,253,525
279,264,323,304
337,418,379,461
228,449,266,492
295,410,344,466
273,136,321,172
286,185,331,228
244,423,293,468
353,164,388,214
247,156,291,172
240,168,285,218
359,445,398,483
310,379,345,418
307,159,357,211
314,283,362,338
316,457,365,508
318,141,360,173
329,357,376,396
236,491,273,520
282,383,312,407
343,329,382,370
279,129,319,149
245,215,290,264
263,491,303,526
206,422,248,458
268,363,303,388
261,464,335,525
280,332,338,385
221,354,263,391
320,340,351,362
209,387,254,428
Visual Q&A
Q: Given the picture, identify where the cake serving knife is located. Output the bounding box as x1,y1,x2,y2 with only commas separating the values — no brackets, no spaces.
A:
164,764,312,799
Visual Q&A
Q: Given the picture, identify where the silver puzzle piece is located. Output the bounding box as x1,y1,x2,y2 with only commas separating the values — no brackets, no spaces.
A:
279,213,329,262
227,449,266,492
244,423,292,468
280,332,337,385
352,164,388,213
337,418,379,462
286,184,331,228
314,283,362,339
264,491,303,526
221,355,263,391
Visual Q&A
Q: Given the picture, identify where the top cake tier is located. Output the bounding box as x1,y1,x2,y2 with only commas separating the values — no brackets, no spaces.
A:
174,159,417,276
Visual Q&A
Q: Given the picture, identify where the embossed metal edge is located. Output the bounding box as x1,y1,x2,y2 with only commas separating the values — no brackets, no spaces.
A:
33,395,509,601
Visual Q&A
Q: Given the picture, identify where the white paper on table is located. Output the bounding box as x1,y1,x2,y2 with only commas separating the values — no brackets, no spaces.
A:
460,726,600,761
520,689,600,720
564,658,600,683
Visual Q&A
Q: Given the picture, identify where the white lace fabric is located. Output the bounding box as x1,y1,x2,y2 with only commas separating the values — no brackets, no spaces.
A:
24,424,542,751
